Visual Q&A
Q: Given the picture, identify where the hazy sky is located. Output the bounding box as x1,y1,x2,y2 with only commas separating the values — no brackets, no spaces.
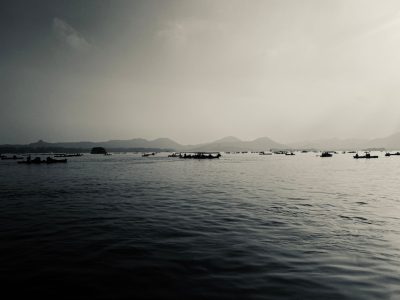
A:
2,0,400,144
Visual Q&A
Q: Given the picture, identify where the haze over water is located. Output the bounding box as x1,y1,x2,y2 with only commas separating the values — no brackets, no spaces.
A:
1,152,400,299
3,0,400,144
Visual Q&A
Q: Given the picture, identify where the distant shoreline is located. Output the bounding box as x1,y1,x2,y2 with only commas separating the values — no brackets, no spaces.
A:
2,132,400,152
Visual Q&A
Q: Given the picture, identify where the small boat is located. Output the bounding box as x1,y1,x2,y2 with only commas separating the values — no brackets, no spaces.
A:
385,152,400,157
320,152,333,157
353,152,378,159
142,152,155,157
259,151,272,155
274,151,287,155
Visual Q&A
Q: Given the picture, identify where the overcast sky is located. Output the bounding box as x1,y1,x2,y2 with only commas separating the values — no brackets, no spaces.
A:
2,0,400,144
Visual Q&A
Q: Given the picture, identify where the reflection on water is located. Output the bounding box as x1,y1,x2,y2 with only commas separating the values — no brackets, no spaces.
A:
1,152,400,299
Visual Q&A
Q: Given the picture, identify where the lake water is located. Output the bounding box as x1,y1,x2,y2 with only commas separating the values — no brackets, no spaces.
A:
1,152,400,299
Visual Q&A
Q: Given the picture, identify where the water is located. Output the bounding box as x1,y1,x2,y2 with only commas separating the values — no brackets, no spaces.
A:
1,152,400,299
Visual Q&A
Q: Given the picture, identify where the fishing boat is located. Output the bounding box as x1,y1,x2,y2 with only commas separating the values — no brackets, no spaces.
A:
178,152,221,159
259,151,272,155
142,152,155,157
385,152,400,157
273,151,287,154
320,152,333,157
353,152,378,159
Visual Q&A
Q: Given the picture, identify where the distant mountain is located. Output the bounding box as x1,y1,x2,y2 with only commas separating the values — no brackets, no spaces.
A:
0,138,181,153
0,136,286,153
367,132,400,150
289,132,400,150
27,138,181,151
289,138,369,151
3,132,400,153
189,136,286,152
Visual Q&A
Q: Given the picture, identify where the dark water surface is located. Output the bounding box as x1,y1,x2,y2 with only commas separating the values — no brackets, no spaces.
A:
1,153,400,299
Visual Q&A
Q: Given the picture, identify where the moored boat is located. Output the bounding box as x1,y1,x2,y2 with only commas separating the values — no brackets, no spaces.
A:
320,152,333,157
179,152,221,159
385,152,400,157
142,152,155,157
353,152,378,159
259,151,272,155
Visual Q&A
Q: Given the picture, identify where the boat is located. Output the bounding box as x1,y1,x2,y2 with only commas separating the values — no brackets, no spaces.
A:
320,152,333,157
273,151,286,154
91,147,107,154
179,152,221,159
353,152,378,159
142,152,155,157
385,152,400,157
259,151,272,155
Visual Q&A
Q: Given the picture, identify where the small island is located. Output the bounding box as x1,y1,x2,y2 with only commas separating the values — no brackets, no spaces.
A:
90,147,107,154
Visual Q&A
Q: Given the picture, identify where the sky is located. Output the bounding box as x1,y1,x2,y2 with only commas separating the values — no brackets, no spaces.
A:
2,0,400,144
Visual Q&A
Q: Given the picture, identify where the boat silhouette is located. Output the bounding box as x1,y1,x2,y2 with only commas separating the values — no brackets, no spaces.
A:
320,152,333,157
353,152,378,159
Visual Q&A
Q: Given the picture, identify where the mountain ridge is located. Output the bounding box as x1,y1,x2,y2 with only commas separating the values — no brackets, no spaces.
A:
3,132,400,152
